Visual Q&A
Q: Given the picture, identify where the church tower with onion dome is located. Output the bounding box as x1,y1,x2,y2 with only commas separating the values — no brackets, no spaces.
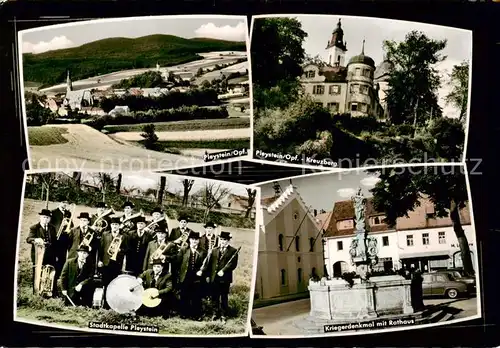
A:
325,19,348,67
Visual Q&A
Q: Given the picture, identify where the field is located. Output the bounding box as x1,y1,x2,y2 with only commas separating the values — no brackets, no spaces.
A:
152,139,250,151
23,35,246,86
103,118,250,133
16,199,256,336
28,127,69,146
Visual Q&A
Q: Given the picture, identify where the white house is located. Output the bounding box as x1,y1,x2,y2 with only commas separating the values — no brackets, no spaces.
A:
324,196,476,277
254,185,324,303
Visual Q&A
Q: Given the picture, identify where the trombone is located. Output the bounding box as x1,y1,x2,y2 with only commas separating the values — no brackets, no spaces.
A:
143,216,165,233
119,210,145,229
57,203,76,239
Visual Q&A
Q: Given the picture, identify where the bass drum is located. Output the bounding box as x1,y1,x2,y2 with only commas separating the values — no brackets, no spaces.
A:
106,274,144,314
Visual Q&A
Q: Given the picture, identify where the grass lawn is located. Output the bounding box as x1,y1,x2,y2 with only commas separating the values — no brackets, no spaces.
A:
152,138,250,151
103,118,250,133
16,199,254,336
28,127,69,146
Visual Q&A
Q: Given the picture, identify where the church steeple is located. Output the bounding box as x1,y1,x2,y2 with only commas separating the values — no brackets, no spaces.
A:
66,69,73,94
325,18,348,67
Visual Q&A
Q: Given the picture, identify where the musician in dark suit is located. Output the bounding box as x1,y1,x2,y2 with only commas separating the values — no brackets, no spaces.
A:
143,226,177,272
60,245,94,307
176,231,207,320
136,259,175,318
50,201,73,296
143,207,166,237
26,209,58,294
66,212,92,260
98,217,128,288
126,216,154,276
207,231,239,321
200,221,219,252
120,201,139,234
169,213,192,243
91,202,111,235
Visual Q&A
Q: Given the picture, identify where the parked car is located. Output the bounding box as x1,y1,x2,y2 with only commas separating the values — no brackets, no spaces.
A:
432,269,476,293
422,272,469,299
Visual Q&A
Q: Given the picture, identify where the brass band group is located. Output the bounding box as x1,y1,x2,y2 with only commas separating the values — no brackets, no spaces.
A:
28,200,240,321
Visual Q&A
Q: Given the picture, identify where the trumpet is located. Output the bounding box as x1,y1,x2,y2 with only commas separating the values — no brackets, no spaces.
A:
107,235,123,261
120,210,144,229
150,241,170,263
91,208,114,232
57,204,76,239
79,230,94,250
174,228,190,248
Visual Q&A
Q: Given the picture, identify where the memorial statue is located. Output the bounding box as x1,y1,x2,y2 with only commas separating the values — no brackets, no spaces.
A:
352,187,366,232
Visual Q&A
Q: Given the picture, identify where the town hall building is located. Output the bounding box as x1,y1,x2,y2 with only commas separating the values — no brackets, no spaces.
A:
300,19,392,119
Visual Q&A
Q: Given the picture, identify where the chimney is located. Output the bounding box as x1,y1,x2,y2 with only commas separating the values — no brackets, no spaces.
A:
314,209,318,217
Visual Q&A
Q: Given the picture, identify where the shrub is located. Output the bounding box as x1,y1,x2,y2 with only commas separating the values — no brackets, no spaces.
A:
140,124,159,150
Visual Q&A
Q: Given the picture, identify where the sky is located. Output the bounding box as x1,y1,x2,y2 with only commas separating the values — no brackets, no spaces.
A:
259,170,380,211
274,15,472,119
21,16,247,54
68,171,249,197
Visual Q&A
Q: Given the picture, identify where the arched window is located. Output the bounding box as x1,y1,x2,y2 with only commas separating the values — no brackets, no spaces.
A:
278,234,284,251
309,237,314,252
295,236,300,252
281,269,286,285
297,268,303,283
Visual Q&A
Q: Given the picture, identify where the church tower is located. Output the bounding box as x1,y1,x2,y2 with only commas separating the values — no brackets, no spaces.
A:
325,19,348,67
66,69,73,94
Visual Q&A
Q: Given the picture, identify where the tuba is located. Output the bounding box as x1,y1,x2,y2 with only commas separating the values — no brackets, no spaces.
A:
33,243,45,294
57,204,76,239
107,235,123,261
39,264,56,297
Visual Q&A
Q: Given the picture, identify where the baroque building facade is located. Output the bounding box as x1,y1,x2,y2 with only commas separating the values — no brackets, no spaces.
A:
300,19,393,119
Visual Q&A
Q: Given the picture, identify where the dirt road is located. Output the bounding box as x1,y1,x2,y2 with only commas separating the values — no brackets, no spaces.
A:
112,128,250,141
28,124,204,171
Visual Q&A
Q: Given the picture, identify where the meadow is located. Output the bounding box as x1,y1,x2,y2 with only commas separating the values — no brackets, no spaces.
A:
28,127,69,146
16,199,256,336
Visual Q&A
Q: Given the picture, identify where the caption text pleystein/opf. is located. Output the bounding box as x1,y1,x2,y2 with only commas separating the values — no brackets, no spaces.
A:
204,148,248,162
324,317,416,333
254,150,338,167
89,321,159,333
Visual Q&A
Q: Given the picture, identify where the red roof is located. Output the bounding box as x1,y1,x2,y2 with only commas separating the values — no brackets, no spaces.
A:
324,198,388,238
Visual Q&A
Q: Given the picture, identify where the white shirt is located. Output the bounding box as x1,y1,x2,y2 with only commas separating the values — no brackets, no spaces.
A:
78,260,85,269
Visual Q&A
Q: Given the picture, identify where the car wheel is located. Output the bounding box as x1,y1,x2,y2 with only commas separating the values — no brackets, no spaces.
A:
446,288,458,299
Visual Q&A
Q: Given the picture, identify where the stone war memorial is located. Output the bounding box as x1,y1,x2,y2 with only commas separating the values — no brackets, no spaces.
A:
298,188,420,334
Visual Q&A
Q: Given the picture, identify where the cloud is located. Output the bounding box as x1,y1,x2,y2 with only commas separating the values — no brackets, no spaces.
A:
194,21,246,42
337,188,356,198
22,35,75,54
360,176,381,188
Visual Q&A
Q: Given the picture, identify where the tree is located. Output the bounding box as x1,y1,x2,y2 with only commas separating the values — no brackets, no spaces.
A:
384,31,447,125
38,173,57,208
116,173,122,194
72,172,81,187
181,179,194,206
157,176,167,205
368,167,474,276
195,183,231,221
140,124,159,150
251,17,308,88
445,61,469,123
92,173,118,201
26,94,53,126
245,188,257,218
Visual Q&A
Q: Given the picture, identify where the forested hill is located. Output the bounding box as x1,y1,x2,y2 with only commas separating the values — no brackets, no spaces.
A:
22,34,247,86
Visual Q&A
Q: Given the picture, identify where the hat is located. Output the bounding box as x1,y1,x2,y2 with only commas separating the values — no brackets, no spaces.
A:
110,217,120,224
78,212,90,220
155,226,167,234
152,207,163,214
38,209,51,217
177,213,189,222
220,231,232,240
122,201,134,209
188,231,200,239
152,258,165,266
77,245,90,253
63,210,72,218
96,202,106,208
204,221,216,229
136,216,146,223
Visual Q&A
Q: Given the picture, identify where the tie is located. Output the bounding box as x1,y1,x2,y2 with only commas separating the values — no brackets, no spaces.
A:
151,276,157,288
219,248,225,261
